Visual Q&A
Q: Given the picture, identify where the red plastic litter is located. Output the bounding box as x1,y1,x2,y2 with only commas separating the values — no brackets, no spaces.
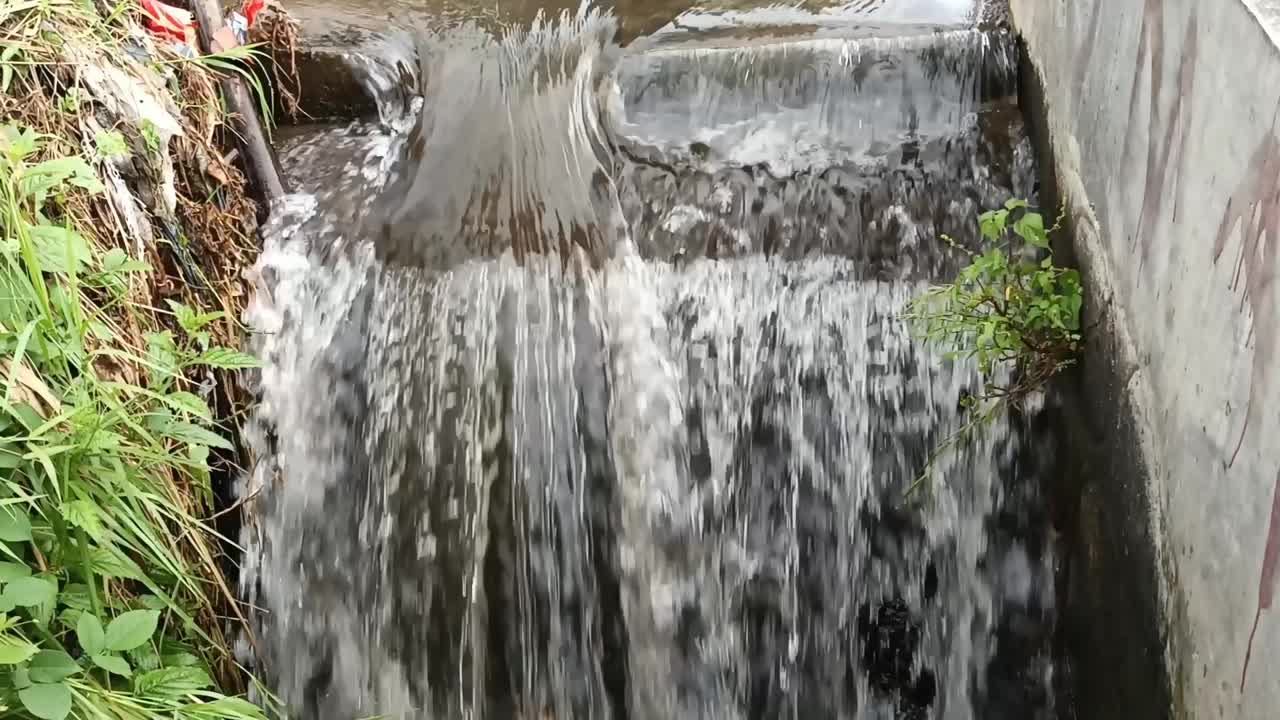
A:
138,0,194,43
242,0,266,26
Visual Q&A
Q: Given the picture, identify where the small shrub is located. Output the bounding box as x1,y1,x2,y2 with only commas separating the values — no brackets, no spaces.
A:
903,200,1083,495
906,199,1082,404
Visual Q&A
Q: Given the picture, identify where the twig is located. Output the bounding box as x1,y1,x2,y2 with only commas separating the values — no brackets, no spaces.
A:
188,0,288,205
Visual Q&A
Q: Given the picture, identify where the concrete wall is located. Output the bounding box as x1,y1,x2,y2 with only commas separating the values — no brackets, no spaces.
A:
1011,0,1280,717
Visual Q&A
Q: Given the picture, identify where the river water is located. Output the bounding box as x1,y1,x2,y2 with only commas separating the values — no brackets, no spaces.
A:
239,2,1058,718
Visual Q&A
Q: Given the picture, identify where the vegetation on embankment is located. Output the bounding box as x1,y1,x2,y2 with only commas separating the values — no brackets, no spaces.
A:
1,0,271,717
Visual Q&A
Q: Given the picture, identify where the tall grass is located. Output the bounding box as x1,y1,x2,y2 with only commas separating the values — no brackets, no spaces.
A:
1,0,273,717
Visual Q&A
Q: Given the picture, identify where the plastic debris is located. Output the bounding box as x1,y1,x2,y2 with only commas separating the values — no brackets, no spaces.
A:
138,0,196,45
242,0,266,25
229,11,249,44
212,0,265,51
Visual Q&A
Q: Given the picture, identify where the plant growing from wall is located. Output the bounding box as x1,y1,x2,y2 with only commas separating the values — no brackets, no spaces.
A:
903,200,1083,494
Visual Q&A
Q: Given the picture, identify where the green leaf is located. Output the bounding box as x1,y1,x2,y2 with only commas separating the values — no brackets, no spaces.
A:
1003,198,1029,211
56,584,92,612
91,549,143,580
57,607,83,633
133,666,212,698
127,642,161,673
101,247,127,270
100,248,150,274
129,596,164,613
62,499,105,541
0,46,19,94
0,447,21,469
160,651,201,667
166,301,225,336
978,209,1008,242
2,125,40,161
0,635,38,664
1014,212,1049,249
27,651,81,683
18,681,72,720
91,653,132,677
165,391,212,420
162,420,232,451
145,331,179,383
166,300,198,335
94,130,129,159
140,121,161,154
191,347,260,370
77,613,105,656
183,697,268,719
26,224,92,274
3,577,56,608
104,609,159,652
0,562,31,582
22,156,104,196
0,506,33,543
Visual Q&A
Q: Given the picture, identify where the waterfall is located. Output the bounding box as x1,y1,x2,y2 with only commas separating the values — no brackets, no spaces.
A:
240,4,1056,718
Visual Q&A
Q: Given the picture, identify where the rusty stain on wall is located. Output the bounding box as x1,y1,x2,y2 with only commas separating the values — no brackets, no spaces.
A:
1213,128,1280,690
1121,0,1198,272
1073,0,1103,103
1242,470,1280,690
1212,131,1280,468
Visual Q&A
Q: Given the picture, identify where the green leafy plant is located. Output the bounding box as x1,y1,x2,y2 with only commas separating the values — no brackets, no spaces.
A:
92,131,128,161
903,200,1084,493
907,199,1082,402
0,125,265,719
138,122,161,157
153,45,278,132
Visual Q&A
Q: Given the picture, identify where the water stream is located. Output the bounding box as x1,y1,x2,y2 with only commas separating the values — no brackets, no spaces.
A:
240,3,1057,718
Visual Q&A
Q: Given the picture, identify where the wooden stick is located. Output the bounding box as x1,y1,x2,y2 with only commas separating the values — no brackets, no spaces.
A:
189,0,289,205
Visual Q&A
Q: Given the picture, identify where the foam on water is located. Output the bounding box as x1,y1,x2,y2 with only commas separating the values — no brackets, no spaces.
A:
241,4,1055,718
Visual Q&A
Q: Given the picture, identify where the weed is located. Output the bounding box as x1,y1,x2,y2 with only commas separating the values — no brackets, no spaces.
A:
0,125,264,719
903,200,1083,495
0,0,275,715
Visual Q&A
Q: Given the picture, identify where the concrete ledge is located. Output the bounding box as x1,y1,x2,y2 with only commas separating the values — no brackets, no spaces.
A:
1018,44,1174,720
1013,0,1280,717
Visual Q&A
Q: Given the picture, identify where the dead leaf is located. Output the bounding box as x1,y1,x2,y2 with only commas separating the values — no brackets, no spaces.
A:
2,359,62,417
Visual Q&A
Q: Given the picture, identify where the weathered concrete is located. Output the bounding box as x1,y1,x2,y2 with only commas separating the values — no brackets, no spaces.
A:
1012,0,1280,717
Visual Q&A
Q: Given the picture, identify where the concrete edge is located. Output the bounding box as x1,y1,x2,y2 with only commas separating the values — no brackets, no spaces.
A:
1014,38,1179,720
1242,0,1280,53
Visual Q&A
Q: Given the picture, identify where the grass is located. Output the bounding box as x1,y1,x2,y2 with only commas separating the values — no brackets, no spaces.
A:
1,0,273,717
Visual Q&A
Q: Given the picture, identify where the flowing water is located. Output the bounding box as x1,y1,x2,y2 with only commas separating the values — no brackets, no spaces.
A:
241,3,1058,718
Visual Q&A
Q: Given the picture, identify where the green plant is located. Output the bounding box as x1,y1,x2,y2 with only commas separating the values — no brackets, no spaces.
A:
138,123,160,158
0,125,264,718
92,131,128,161
153,45,277,132
906,199,1082,402
903,200,1083,495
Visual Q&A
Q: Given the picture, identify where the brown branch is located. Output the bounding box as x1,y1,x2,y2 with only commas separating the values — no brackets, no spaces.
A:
188,0,288,206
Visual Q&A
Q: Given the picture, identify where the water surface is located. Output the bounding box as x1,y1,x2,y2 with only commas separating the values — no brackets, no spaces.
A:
242,4,1056,718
